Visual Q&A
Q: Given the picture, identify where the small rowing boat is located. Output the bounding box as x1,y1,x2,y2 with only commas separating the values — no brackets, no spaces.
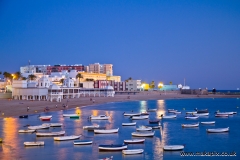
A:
122,149,144,155
132,131,155,137
207,127,229,133
136,126,152,131
163,145,184,151
140,112,149,115
73,140,93,145
124,139,145,144
193,113,209,116
186,111,197,114
124,112,141,116
94,128,119,134
201,121,215,125
215,112,234,115
63,114,79,117
195,108,209,113
182,123,199,128
39,115,52,119
131,115,149,120
122,122,136,126
24,141,44,146
36,131,65,137
54,135,80,141
19,129,35,133
168,109,177,113
99,144,127,151
83,125,100,129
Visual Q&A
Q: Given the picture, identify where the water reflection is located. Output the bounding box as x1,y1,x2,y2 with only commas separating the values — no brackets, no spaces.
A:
140,101,147,112
156,100,166,117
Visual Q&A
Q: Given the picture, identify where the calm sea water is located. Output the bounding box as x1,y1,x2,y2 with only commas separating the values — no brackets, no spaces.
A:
0,98,240,160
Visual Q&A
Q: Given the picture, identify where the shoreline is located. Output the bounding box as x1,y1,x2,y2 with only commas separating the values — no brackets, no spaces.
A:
0,92,239,118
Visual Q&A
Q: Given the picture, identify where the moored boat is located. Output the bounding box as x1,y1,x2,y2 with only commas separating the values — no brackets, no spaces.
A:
122,149,144,155
63,114,79,117
54,135,80,141
19,115,28,118
28,125,50,130
163,145,184,151
160,115,177,119
168,109,177,113
207,127,229,133
124,139,145,144
90,115,110,120
94,128,119,134
73,140,93,145
99,144,127,151
215,114,229,117
83,125,100,129
182,123,199,128
132,131,155,137
186,111,197,114
215,112,234,115
201,121,215,125
42,123,63,127
144,124,161,129
122,122,136,126
19,129,35,133
36,131,65,137
39,115,52,119
193,113,209,116
136,126,152,131
185,116,199,119
124,112,141,116
131,115,149,120
24,141,44,146
140,112,149,115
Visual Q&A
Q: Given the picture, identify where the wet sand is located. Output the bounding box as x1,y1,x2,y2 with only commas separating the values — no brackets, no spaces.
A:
0,92,239,118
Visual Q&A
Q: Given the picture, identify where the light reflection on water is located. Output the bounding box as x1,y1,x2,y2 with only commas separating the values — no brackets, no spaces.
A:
0,98,239,160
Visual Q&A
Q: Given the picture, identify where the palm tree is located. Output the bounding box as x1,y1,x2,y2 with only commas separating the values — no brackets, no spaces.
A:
28,74,37,81
150,81,155,89
76,73,83,87
3,72,12,80
14,71,22,80
169,81,173,85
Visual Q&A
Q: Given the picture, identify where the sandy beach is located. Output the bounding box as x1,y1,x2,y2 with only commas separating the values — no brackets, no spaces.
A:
0,91,239,118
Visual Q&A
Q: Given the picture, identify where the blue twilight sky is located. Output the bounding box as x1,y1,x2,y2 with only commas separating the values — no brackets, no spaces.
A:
0,0,240,89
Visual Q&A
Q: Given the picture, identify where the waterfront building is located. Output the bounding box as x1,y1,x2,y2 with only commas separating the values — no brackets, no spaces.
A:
88,63,113,76
125,80,142,91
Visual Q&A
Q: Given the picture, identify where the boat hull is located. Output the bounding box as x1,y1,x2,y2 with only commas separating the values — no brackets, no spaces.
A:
163,145,184,151
124,139,145,144
24,141,44,146
54,135,80,141
122,149,144,155
99,145,127,151
122,122,136,126
201,121,215,125
74,140,93,145
132,131,155,137
94,128,119,134
36,131,65,137
207,127,229,133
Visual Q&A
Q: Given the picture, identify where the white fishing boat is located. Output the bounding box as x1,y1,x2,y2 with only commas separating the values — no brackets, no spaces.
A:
83,125,100,129
193,113,209,116
42,123,63,127
122,149,144,155
136,126,152,131
73,140,93,145
122,122,136,126
147,109,157,112
216,112,234,115
63,114,79,117
123,113,141,116
182,123,199,128
39,115,52,119
144,125,161,129
99,144,127,151
201,121,215,125
163,145,184,151
215,114,229,117
94,128,119,134
54,135,80,141
131,115,149,120
24,141,44,146
186,111,197,114
18,129,35,133
168,109,177,113
36,131,65,137
28,124,50,130
90,115,110,120
161,115,177,119
132,131,155,137
185,116,199,119
124,139,145,144
207,127,229,133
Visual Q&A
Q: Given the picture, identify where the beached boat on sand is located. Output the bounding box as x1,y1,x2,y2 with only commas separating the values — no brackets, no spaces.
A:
163,145,184,151
207,127,229,133
73,140,93,145
201,121,215,125
122,149,144,155
36,131,65,137
122,122,136,126
19,129,35,133
99,144,127,151
54,135,80,141
94,128,119,134
182,123,199,128
24,141,44,146
124,139,145,144
132,131,155,137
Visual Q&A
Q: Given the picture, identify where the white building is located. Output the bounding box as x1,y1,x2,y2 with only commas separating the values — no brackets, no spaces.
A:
125,80,142,91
